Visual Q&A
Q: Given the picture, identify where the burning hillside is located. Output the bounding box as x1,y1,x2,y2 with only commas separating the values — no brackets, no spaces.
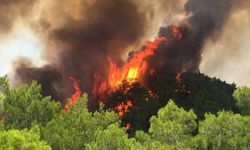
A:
5,0,248,111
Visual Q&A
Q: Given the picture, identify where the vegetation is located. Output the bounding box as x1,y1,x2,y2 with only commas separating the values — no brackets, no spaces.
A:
112,73,237,134
0,125,51,150
0,74,249,150
233,86,250,115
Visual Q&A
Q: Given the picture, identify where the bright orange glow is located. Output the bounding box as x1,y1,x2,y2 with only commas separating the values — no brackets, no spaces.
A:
65,76,82,110
91,26,183,118
127,67,138,81
93,36,167,97
116,100,133,118
93,26,184,98
175,70,191,94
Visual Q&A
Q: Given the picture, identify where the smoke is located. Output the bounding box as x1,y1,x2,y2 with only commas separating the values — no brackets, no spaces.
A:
9,0,250,105
0,0,36,36
200,2,250,86
146,0,247,75
12,0,147,105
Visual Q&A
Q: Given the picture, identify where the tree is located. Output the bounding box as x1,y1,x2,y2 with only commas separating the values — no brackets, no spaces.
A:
0,76,9,119
0,125,51,150
0,76,10,95
111,73,237,136
42,94,119,150
85,123,136,150
179,73,237,119
149,100,197,146
135,131,172,150
233,86,250,115
135,100,197,149
194,112,250,150
0,92,4,118
107,81,162,135
4,81,60,129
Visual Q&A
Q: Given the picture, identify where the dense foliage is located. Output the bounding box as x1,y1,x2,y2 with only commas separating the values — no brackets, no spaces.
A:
0,125,51,150
233,86,250,115
0,74,249,150
109,73,237,134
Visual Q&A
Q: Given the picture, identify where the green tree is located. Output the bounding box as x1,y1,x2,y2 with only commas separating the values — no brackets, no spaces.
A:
85,123,136,150
0,125,51,150
42,94,119,150
135,100,197,149
233,86,250,115
0,76,10,94
4,81,60,129
0,92,4,118
149,100,197,145
0,76,9,119
135,131,172,150
194,112,250,150
113,73,237,135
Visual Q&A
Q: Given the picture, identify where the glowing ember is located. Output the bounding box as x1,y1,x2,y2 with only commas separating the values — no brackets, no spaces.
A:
116,100,132,118
125,123,131,130
65,76,82,110
175,70,191,94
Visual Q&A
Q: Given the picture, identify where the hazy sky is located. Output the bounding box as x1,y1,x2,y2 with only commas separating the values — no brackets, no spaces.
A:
0,22,43,76
200,9,250,86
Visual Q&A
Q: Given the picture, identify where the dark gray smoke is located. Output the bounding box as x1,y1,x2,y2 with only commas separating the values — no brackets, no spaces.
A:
13,0,147,106
146,0,242,75
12,0,246,106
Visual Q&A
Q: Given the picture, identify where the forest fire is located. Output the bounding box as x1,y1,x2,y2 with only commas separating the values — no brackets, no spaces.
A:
92,36,167,98
4,1,247,148
68,26,183,116
65,77,82,110
92,26,182,99
175,71,191,94
116,100,133,118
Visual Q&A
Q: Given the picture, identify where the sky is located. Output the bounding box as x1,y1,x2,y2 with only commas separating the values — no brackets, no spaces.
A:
0,22,43,76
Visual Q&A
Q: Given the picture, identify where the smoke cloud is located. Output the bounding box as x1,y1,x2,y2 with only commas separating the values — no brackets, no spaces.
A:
0,0,36,35
8,0,250,105
146,0,246,76
200,3,250,86
13,0,147,105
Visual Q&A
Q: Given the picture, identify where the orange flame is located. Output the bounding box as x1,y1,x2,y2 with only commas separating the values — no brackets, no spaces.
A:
93,36,167,97
175,70,191,94
65,76,82,110
116,100,132,119
108,36,166,89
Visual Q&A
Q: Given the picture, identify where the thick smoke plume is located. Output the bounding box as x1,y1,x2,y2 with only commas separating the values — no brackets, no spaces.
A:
0,0,36,35
10,0,249,106
146,0,245,75
13,0,147,105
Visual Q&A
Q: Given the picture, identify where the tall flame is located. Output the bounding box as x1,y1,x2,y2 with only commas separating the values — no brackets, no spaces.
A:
108,36,167,89
72,26,183,120
92,36,167,97
65,76,82,110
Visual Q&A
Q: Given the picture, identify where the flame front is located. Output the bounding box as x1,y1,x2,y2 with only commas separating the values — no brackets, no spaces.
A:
93,36,167,97
70,26,183,120
65,76,82,110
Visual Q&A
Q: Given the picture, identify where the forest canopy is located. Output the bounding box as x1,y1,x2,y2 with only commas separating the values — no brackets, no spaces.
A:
0,73,250,150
